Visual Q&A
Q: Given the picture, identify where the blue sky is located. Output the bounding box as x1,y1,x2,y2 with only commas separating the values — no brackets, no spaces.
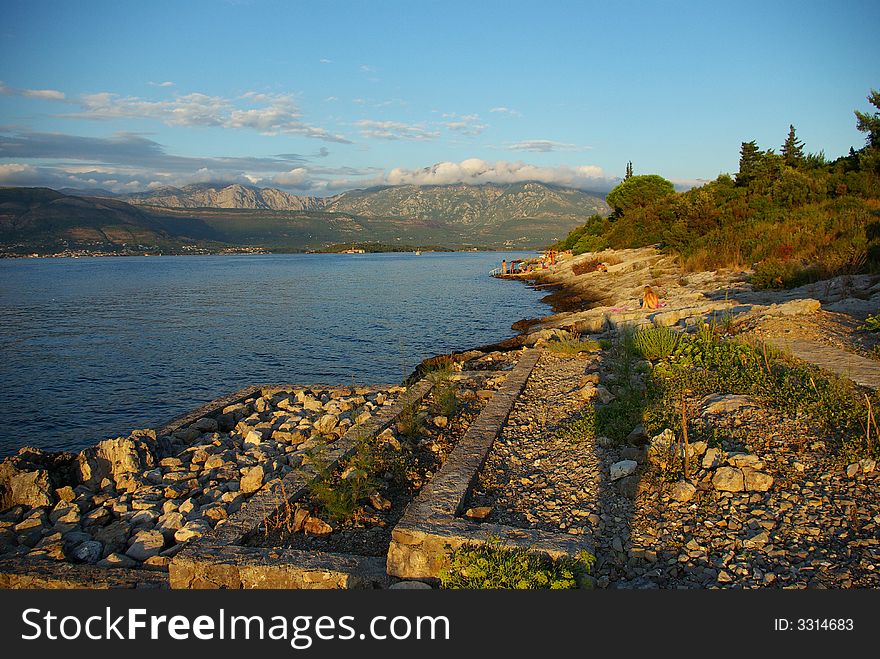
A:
0,0,878,195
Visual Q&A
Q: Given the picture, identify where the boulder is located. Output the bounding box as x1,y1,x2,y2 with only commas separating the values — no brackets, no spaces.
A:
192,417,218,433
2,469,54,509
70,540,103,564
702,447,723,469
314,415,339,436
77,431,157,489
669,480,696,503
93,520,131,556
0,447,74,509
742,468,774,492
610,460,638,481
125,529,165,561
712,467,744,492
240,466,265,494
728,453,764,470
174,520,210,543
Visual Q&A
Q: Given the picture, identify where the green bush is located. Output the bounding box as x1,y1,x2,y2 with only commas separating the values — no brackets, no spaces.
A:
860,313,880,332
439,540,595,589
632,326,680,361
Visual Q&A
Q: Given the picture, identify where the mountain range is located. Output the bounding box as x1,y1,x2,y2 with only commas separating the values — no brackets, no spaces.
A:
0,182,609,254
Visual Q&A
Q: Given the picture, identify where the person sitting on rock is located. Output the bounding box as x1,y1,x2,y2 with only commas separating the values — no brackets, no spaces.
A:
642,285,660,310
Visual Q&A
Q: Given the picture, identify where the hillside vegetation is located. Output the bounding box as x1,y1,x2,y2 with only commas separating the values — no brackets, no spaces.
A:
1,181,609,254
555,89,880,289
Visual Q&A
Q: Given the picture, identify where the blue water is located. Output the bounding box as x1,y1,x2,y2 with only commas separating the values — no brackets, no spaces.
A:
0,252,546,456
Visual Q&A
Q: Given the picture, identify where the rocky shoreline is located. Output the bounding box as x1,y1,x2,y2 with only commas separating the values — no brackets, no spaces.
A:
0,385,404,572
2,245,879,588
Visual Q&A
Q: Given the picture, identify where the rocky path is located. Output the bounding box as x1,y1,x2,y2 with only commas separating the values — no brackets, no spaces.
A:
468,348,880,589
767,337,880,389
469,352,605,536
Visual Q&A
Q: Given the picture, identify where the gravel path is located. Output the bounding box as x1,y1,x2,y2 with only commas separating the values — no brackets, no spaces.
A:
468,349,880,589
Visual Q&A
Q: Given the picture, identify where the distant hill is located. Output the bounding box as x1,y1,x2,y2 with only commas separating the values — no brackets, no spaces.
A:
121,181,610,225
124,183,324,211
325,181,609,225
0,187,223,253
1,181,610,254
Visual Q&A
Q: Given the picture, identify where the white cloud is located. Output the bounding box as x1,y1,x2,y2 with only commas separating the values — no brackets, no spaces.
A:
0,163,39,183
355,119,439,141
272,167,310,187
319,58,332,64
384,158,608,189
148,81,175,87
489,106,521,116
507,139,588,152
441,113,488,136
63,89,351,143
0,81,65,101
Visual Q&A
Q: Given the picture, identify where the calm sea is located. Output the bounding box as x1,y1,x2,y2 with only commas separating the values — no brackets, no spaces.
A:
0,251,546,456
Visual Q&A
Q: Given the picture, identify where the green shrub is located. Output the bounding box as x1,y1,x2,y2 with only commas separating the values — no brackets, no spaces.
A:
439,540,595,589
860,313,880,332
632,326,680,361
552,411,596,444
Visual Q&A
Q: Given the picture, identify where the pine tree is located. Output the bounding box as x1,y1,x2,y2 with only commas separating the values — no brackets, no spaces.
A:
625,161,633,180
855,88,880,148
781,124,805,168
736,140,761,186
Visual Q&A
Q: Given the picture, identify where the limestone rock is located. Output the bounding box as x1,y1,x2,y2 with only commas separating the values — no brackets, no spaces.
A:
77,431,157,489
240,466,265,494
700,394,759,415
0,447,65,509
670,480,696,502
766,298,821,316
464,506,492,520
125,529,165,561
728,453,764,469
702,447,723,469
610,460,638,481
712,467,745,492
174,520,210,543
2,469,54,509
742,468,774,492
303,517,333,536
192,417,218,433
314,414,339,435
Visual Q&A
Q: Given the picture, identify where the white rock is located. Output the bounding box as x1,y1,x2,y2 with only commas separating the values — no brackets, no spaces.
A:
610,460,638,481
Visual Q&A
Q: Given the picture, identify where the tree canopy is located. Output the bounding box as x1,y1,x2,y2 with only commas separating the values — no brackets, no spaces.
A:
606,174,675,214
